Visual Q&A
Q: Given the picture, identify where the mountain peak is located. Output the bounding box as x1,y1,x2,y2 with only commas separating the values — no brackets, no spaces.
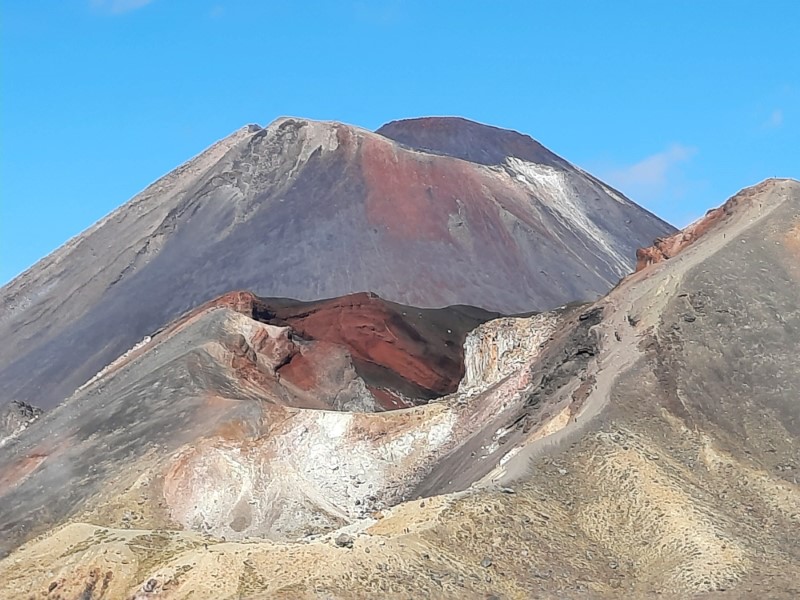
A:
376,116,566,167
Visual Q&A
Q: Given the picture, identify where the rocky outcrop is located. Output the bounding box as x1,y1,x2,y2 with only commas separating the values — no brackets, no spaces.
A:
458,312,561,395
0,401,42,447
636,208,729,270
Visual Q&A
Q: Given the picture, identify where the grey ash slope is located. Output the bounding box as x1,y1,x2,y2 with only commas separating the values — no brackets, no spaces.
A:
0,117,674,409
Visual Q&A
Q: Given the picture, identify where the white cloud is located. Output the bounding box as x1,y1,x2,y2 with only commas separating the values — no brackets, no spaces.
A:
764,108,783,129
353,0,404,25
605,144,696,194
91,0,154,14
596,144,702,226
607,144,697,191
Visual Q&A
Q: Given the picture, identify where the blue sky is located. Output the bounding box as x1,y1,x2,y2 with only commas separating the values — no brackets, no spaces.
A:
1,1,797,284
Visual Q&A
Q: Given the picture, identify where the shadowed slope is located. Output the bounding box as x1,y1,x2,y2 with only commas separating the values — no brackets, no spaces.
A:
377,116,570,167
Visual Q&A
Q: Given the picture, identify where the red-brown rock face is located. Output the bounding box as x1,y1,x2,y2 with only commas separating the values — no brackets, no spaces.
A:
635,179,778,271
635,209,729,270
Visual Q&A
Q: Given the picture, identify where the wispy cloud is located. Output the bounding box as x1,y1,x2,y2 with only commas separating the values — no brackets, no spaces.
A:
597,144,703,226
91,0,154,14
605,144,696,194
763,108,784,129
353,0,404,25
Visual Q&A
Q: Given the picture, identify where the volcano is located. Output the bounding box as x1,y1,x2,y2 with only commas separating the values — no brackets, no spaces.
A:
0,116,673,411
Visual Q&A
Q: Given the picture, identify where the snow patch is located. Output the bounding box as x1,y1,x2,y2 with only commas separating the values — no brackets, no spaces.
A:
506,157,630,276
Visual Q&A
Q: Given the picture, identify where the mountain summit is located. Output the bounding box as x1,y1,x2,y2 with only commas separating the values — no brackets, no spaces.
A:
377,116,572,167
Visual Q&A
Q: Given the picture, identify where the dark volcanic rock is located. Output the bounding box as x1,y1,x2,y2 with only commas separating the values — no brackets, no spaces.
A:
335,533,354,549
0,401,42,443
0,116,674,410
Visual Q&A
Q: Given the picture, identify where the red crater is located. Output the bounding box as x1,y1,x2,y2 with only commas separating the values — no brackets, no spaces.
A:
266,292,497,404
157,291,500,409
159,290,498,409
